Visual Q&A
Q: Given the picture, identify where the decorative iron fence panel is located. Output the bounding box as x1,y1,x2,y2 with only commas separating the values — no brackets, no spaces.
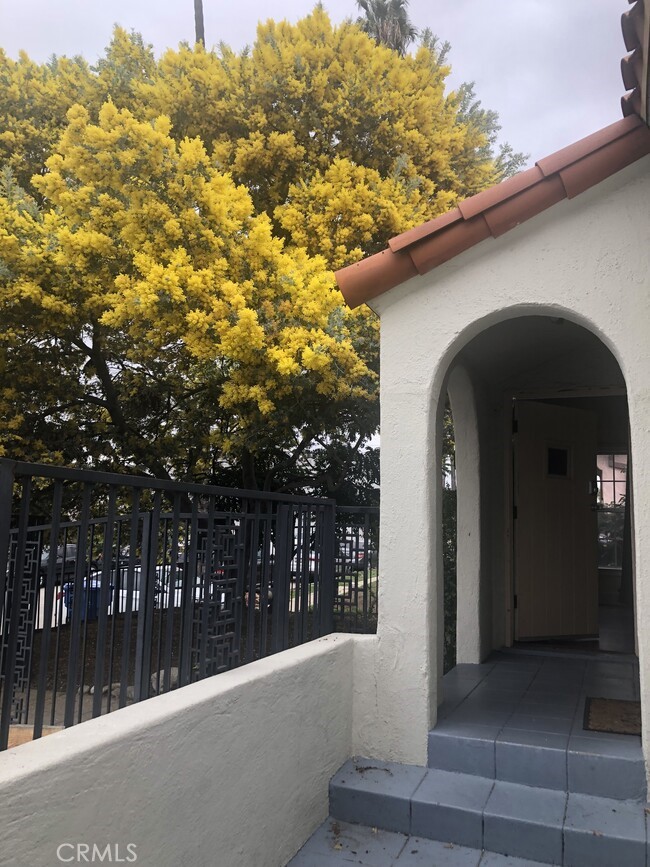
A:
0,459,338,749
334,506,379,634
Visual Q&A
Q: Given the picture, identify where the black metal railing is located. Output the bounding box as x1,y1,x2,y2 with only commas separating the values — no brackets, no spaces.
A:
0,459,341,749
334,506,379,634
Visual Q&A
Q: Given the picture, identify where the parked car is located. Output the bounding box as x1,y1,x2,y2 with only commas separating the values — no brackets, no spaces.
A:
59,564,217,621
336,543,375,575
39,544,83,585
59,577,106,622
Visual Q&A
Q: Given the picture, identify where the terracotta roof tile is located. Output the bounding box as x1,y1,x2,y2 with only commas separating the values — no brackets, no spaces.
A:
623,0,645,51
335,116,650,309
456,166,544,220
481,174,566,238
335,246,418,309
559,122,650,197
622,88,644,116
536,117,639,176
408,214,491,275
621,47,643,91
388,208,462,253
621,0,648,121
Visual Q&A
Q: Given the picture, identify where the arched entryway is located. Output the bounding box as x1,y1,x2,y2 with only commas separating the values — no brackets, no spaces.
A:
444,314,636,666
419,312,646,804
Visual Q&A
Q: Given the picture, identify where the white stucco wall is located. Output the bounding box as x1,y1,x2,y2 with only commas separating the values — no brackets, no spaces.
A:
363,155,650,767
0,635,357,867
447,366,483,664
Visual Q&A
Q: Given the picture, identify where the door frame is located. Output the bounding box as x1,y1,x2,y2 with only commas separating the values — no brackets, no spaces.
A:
503,386,627,647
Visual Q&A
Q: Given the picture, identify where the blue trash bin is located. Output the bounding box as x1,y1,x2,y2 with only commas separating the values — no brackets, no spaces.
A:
62,579,103,622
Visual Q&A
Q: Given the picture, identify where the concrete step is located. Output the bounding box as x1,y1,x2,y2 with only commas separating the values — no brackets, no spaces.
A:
287,817,552,866
427,721,646,801
329,757,648,866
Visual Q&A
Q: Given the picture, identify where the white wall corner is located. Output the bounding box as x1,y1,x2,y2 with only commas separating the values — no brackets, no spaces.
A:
447,364,482,665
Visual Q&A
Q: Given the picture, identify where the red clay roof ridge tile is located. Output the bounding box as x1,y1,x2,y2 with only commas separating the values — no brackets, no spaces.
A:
537,114,642,176
623,0,645,51
388,209,462,253
621,0,649,121
457,166,544,221
335,247,418,309
335,116,650,309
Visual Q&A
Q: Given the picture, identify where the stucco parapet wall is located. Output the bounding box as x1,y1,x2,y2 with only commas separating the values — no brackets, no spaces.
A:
335,115,650,310
0,634,363,867
0,634,356,786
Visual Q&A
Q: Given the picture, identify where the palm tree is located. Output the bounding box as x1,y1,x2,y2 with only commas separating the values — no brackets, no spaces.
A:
194,0,205,46
356,0,418,56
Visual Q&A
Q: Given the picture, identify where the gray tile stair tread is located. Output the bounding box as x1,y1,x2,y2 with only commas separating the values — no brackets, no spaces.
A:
496,728,568,750
428,724,498,777
484,780,566,826
410,770,494,849
563,792,647,867
331,757,427,798
330,758,428,835
483,780,566,863
501,714,573,734
334,758,646,821
566,736,646,800
432,721,502,739
286,819,407,866
479,854,554,866
564,792,646,840
567,734,642,757
394,837,482,865
494,730,568,791
288,820,558,866
411,768,495,811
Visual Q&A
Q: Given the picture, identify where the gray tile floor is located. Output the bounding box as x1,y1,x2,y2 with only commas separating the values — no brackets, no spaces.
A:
433,649,643,800
430,651,641,772
287,818,550,866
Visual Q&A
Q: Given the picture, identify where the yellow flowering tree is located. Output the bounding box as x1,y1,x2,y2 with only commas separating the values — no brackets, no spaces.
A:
0,105,375,488
142,8,524,263
0,10,523,495
0,49,96,193
275,156,450,269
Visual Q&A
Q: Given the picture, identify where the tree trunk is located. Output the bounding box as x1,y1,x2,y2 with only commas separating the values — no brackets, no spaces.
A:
241,449,259,491
194,0,205,46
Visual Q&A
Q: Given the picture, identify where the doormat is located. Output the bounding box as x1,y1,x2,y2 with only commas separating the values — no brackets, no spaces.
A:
583,697,641,736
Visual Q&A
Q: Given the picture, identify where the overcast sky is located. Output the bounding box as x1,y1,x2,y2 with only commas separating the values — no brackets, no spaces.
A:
0,0,628,164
